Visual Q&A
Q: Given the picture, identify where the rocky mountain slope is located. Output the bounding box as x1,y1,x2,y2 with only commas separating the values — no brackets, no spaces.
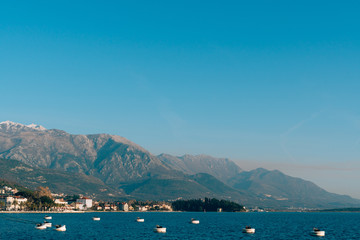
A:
0,121,170,185
158,154,243,183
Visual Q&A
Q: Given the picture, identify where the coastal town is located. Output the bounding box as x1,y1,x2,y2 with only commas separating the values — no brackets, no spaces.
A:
0,184,249,213
0,185,173,212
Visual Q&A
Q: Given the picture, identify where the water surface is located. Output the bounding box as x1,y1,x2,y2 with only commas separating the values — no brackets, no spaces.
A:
0,212,359,239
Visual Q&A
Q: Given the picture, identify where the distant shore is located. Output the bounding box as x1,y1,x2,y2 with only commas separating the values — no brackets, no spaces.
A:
0,210,85,214
0,210,176,214
2,210,360,214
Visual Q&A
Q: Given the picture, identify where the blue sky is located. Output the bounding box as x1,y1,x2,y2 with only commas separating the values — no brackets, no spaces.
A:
1,1,360,197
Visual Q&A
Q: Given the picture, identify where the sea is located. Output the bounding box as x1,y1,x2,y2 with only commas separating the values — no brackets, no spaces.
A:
0,212,359,239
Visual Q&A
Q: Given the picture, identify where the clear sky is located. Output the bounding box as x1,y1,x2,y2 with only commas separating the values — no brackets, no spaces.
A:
1,1,360,197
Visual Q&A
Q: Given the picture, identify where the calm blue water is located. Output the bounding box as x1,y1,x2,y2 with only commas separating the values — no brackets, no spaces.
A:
0,212,359,239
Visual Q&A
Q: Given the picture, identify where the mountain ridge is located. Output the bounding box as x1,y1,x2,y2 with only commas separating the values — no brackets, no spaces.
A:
0,121,359,208
158,153,243,183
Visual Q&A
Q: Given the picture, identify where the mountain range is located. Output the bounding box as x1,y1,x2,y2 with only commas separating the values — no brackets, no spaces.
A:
0,120,359,209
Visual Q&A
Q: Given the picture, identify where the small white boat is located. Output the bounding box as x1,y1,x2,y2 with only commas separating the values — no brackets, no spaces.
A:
136,217,144,222
44,215,52,220
54,225,66,232
153,225,166,233
44,221,52,227
242,226,255,234
35,223,47,230
310,228,325,237
190,218,200,224
92,217,101,221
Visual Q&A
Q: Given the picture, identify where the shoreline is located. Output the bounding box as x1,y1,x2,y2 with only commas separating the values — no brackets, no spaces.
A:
0,210,176,214
2,210,360,214
0,210,85,214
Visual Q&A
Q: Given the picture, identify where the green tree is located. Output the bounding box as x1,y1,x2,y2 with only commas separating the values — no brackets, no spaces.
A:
172,198,244,212
0,201,5,210
13,200,18,211
19,202,26,211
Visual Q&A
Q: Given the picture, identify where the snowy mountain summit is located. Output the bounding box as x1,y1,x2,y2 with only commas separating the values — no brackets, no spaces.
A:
0,120,46,132
26,123,47,131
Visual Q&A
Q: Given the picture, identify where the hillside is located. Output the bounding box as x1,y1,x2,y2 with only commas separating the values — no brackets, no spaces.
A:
120,173,252,202
0,158,124,199
228,168,360,208
0,158,253,203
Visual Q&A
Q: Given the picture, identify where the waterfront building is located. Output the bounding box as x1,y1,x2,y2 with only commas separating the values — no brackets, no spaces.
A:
76,197,93,210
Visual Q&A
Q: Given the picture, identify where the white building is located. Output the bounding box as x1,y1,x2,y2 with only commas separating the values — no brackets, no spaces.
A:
139,206,148,212
55,199,68,205
120,202,129,212
6,196,27,211
76,197,93,210
0,186,18,195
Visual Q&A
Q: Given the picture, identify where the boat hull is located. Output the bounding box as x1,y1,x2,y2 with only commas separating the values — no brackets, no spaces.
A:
310,231,325,237
243,228,255,234
35,224,47,230
55,225,66,231
154,228,166,233
44,222,52,227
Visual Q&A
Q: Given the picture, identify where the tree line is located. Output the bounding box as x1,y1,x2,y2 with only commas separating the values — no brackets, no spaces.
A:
14,187,56,210
171,198,245,212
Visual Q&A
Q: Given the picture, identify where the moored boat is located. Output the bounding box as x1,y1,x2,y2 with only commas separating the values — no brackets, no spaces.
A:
136,217,144,222
55,225,66,231
153,225,166,233
44,221,52,227
310,228,325,237
92,217,101,221
44,215,52,220
190,218,200,224
35,223,47,230
242,226,255,234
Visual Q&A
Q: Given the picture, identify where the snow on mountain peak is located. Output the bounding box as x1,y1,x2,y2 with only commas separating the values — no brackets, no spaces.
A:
0,121,46,131
27,123,47,131
0,120,21,126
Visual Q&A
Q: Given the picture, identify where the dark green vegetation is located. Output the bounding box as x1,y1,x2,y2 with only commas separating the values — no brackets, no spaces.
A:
0,122,360,208
172,198,245,212
15,188,56,210
0,181,56,211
